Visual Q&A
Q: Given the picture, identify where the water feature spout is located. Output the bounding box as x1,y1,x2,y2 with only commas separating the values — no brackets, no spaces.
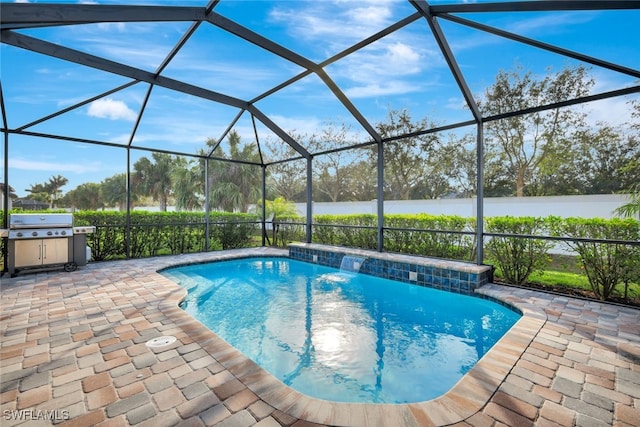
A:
340,254,366,273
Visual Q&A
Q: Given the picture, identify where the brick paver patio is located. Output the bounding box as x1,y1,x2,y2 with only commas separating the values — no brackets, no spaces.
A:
1,247,639,426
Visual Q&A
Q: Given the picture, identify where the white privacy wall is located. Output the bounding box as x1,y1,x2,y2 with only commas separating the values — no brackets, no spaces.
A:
295,194,632,219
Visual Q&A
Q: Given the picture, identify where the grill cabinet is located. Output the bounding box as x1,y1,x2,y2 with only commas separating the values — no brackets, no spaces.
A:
4,213,94,277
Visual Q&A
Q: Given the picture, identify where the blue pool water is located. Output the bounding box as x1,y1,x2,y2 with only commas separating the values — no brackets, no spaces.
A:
162,257,520,404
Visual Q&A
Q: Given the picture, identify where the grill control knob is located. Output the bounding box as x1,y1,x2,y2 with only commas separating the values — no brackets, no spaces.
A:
16,232,23,237
60,230,67,236
32,231,38,237
47,231,53,236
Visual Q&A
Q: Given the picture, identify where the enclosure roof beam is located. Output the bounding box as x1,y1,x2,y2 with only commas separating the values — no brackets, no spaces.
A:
128,1,221,148
250,12,422,105
4,128,263,166
206,12,316,73
483,85,640,123
154,0,221,77
1,30,249,110
0,3,206,30
429,1,640,14
440,13,640,79
208,110,246,158
207,12,382,143
247,105,311,160
16,81,140,132
411,0,482,122
315,69,382,143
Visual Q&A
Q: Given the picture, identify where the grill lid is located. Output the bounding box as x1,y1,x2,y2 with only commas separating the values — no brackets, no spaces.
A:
9,213,73,229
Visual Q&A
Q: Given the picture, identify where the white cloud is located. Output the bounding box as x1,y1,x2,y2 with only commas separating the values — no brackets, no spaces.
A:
584,72,638,126
584,96,635,128
10,158,102,174
344,81,416,98
386,42,421,72
505,12,596,37
96,22,126,32
329,40,434,98
265,115,323,136
445,96,467,111
269,0,397,51
344,5,393,28
87,98,137,121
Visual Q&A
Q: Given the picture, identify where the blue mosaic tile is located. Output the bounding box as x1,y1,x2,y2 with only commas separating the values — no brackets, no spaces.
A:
288,245,491,296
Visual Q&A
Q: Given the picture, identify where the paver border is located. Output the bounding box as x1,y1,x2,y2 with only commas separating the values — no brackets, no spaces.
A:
154,248,548,426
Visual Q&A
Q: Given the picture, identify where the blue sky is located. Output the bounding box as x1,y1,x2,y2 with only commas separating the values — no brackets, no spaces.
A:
1,0,639,198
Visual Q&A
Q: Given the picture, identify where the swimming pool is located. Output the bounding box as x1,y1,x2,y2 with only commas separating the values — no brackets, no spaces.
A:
162,256,520,404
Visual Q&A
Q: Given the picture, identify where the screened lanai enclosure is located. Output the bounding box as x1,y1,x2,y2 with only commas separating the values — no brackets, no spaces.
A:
1,1,639,276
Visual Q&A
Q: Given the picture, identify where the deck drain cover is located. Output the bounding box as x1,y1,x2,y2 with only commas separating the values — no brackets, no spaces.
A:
145,336,177,348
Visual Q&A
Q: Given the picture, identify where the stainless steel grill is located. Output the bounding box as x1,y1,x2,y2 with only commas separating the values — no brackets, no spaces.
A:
4,213,94,277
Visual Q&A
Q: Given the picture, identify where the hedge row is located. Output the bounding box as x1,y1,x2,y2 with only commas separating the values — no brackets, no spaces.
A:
73,211,259,260
2,210,638,301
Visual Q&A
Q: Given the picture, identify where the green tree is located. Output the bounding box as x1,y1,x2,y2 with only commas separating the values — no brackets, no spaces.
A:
373,109,442,200
171,156,203,211
206,130,261,212
437,133,476,198
133,153,174,211
26,175,69,208
264,133,307,202
46,175,68,208
65,182,103,210
308,124,368,202
101,173,132,211
341,160,377,201
255,196,298,219
480,64,593,197
25,183,50,204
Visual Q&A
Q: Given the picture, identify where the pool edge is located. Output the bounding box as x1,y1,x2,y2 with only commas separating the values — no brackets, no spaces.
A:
155,248,546,427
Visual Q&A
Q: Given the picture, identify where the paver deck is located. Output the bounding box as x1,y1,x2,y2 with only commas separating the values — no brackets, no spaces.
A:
1,247,639,426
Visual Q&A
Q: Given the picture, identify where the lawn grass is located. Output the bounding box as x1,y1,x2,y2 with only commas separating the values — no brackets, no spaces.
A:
528,269,592,291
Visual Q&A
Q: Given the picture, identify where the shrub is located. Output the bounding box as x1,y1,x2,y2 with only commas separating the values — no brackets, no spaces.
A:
385,214,475,261
129,212,167,258
209,212,259,249
271,215,305,247
313,215,377,249
485,216,554,286
74,211,126,261
162,212,206,254
556,217,640,300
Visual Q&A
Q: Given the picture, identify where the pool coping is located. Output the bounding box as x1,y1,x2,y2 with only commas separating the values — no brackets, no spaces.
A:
156,247,547,426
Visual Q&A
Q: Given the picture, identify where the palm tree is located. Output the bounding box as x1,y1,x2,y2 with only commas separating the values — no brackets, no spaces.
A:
204,130,262,212
25,175,68,208
171,157,203,211
45,174,69,208
615,183,640,219
133,153,174,211
101,173,133,211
